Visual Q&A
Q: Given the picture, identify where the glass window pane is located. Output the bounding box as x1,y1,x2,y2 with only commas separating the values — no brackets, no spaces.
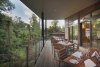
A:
92,18,100,49
92,9,100,16
73,20,78,44
70,26,72,41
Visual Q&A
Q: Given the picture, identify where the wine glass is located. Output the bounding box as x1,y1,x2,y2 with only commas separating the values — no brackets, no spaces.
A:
97,51,100,67
97,56,100,67
99,51,100,55
82,51,85,60
86,47,90,58
75,57,80,64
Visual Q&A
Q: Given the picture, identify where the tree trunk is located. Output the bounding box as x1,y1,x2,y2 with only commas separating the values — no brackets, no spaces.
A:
6,21,11,46
27,24,31,44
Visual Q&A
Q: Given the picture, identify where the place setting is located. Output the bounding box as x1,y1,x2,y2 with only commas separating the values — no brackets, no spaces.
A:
69,51,83,65
68,48,100,67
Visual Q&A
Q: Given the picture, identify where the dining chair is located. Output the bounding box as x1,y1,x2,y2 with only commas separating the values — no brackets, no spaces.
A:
57,48,68,67
51,38,58,54
54,43,63,59
67,42,79,55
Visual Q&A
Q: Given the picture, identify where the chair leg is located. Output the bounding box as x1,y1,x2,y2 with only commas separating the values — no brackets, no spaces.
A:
64,62,66,67
52,46,53,54
54,49,55,58
59,61,60,67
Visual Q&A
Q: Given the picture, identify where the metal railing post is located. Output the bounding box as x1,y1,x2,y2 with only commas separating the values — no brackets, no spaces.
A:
26,46,28,67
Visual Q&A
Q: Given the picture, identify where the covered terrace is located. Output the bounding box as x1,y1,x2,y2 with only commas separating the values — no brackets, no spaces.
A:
20,0,100,67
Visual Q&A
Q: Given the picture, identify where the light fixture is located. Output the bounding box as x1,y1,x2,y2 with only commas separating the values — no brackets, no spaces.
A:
82,23,85,29
93,24,96,28
82,22,88,29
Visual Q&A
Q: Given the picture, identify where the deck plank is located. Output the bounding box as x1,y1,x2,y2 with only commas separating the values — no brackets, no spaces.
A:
34,40,56,67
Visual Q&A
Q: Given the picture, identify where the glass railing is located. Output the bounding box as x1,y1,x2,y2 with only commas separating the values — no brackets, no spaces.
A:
0,38,46,67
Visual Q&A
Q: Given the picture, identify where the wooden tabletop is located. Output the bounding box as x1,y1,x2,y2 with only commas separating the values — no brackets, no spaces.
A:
57,41,74,46
57,41,75,53
63,48,100,67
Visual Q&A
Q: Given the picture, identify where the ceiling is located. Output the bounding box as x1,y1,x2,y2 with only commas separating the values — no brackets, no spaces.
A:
20,0,100,20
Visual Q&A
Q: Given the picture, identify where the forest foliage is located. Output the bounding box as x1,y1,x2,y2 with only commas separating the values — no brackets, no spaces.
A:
47,20,65,37
0,12,42,67
0,0,64,67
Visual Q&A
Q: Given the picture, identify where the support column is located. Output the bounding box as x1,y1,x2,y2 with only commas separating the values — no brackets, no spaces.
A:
90,13,92,47
41,12,44,47
72,26,73,42
65,19,69,40
78,13,82,48
68,27,70,40
45,20,47,39
79,23,82,46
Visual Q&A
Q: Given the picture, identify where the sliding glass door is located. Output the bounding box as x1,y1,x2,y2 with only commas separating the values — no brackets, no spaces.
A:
92,18,100,49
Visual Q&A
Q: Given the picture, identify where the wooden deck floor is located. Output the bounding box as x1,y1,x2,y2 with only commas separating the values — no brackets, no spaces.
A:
34,40,100,67
34,40,57,67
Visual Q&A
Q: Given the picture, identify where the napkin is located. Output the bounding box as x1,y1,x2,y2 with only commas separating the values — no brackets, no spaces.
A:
69,59,79,64
72,51,83,58
91,51,100,59
84,59,96,67
67,42,72,45
91,51,96,57
57,41,63,44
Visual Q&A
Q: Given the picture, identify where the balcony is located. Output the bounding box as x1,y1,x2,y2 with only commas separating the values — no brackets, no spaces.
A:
34,39,100,67
1,0,100,67
34,40,56,67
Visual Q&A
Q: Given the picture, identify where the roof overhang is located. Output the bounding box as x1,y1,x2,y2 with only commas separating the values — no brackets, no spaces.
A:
20,0,100,20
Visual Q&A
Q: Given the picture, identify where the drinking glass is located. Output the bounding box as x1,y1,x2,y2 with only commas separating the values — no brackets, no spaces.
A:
82,51,85,59
86,48,90,58
97,56,100,67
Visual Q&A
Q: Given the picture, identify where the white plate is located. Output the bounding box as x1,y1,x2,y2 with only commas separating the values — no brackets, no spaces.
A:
69,59,79,64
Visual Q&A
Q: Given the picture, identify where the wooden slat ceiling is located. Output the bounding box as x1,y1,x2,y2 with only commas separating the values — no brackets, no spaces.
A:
20,0,100,20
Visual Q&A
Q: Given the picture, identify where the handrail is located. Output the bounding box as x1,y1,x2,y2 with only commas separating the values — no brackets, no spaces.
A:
0,37,47,67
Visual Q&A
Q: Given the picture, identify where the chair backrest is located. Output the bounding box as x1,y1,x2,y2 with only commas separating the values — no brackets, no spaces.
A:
58,48,68,60
68,43,79,53
52,39,58,46
54,43,62,50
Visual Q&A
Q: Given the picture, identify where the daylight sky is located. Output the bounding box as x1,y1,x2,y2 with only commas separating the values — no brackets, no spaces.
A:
3,0,65,28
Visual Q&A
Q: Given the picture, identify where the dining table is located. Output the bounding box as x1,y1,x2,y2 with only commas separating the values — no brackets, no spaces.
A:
63,48,100,67
57,41,75,53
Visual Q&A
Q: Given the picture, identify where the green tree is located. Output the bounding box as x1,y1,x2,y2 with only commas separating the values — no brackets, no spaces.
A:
12,16,28,44
47,20,62,37
51,20,58,32
61,26,65,32
0,0,15,12
30,14,41,39
51,20,58,27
